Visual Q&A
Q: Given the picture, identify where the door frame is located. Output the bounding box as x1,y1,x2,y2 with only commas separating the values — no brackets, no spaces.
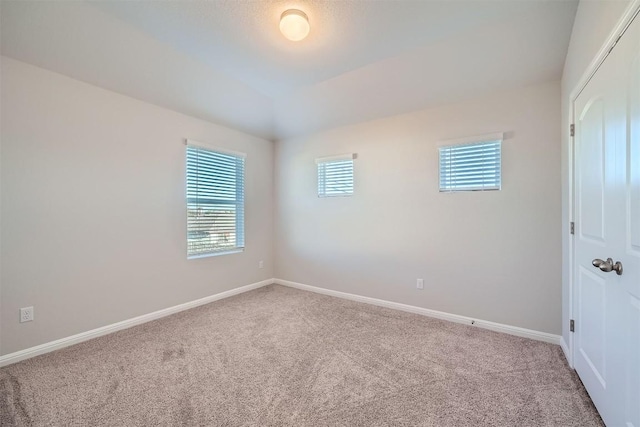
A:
566,0,640,368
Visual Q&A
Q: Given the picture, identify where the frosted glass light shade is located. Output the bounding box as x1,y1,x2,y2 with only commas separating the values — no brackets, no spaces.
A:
280,9,310,41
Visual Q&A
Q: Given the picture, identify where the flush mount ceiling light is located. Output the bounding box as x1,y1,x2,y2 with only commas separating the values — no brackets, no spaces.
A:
279,9,310,41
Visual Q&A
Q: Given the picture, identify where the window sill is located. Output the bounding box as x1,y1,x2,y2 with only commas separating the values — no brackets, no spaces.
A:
187,249,244,260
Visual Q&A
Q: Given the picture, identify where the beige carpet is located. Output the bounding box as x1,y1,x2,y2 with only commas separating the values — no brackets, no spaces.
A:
1,284,602,426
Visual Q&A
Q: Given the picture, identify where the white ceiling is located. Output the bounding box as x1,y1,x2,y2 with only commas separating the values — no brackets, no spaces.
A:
1,0,578,140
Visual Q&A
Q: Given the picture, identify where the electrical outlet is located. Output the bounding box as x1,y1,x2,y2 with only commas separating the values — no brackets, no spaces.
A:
20,306,34,323
258,260,264,269
416,279,424,290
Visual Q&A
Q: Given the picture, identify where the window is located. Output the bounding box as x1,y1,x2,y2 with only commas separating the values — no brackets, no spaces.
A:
317,154,355,197
439,139,501,192
186,142,245,258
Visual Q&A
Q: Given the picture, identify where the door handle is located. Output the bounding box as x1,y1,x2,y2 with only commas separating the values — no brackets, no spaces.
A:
592,258,612,271
592,258,623,275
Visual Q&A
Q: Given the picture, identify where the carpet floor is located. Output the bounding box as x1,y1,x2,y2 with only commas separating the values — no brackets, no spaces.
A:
1,284,602,426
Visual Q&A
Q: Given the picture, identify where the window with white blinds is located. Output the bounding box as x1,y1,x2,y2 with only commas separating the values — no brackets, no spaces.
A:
186,143,245,258
317,154,355,197
439,140,501,192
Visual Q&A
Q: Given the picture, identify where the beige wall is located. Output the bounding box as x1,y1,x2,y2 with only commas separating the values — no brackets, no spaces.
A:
0,57,274,355
275,81,562,334
560,0,632,351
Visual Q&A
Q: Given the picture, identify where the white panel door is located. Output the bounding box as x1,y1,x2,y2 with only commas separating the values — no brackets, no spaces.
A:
574,13,640,427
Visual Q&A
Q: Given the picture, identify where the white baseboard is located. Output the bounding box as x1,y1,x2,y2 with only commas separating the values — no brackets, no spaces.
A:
1,278,562,367
275,279,561,345
0,279,274,367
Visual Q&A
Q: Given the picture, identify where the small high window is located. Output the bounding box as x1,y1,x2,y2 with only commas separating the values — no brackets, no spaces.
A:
316,154,355,197
439,138,502,192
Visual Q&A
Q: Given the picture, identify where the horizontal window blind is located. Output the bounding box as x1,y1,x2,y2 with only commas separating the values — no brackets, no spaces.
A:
186,144,245,257
317,155,354,197
439,140,501,192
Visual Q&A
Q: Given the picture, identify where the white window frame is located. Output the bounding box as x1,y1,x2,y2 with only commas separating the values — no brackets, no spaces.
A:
185,139,246,259
438,132,503,193
316,153,356,197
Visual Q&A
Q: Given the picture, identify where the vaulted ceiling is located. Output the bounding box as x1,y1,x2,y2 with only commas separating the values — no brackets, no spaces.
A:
1,1,578,140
